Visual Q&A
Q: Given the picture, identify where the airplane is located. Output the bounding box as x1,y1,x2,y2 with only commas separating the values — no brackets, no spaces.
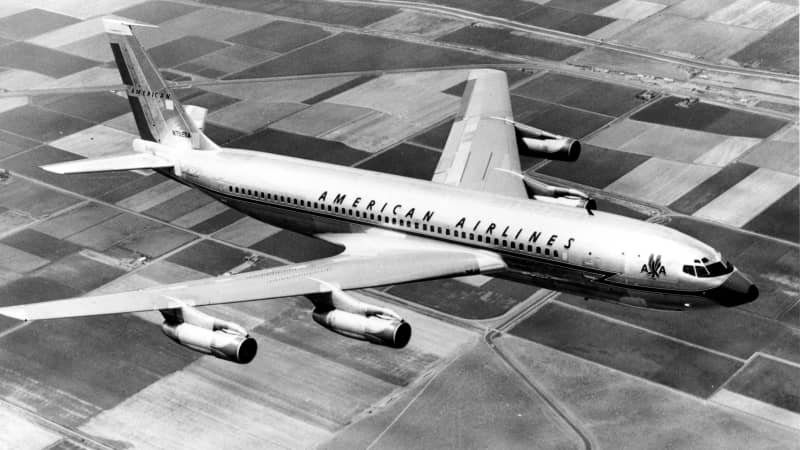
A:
0,19,758,364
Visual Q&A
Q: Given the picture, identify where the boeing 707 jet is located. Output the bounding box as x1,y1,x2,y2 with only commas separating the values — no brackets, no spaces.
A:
0,19,758,363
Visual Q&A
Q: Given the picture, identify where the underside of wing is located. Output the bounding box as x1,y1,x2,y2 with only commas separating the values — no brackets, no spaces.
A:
0,233,505,321
433,69,528,198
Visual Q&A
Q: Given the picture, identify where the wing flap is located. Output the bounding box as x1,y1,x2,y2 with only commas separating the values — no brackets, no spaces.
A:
433,69,527,198
42,152,173,174
0,238,505,321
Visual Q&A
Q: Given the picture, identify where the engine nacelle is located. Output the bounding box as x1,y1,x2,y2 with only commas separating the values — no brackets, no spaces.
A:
160,306,256,364
523,176,596,211
161,322,257,364
312,308,411,349
514,122,581,161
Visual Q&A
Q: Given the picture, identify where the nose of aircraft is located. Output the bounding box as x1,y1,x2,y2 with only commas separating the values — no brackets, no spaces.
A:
705,270,759,307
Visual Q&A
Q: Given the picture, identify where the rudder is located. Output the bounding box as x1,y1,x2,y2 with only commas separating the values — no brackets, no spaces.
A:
103,18,217,150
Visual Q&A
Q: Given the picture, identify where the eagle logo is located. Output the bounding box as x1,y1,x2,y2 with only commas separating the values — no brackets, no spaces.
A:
641,254,666,278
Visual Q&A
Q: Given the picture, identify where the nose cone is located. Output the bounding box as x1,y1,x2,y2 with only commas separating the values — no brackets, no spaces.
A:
705,270,759,307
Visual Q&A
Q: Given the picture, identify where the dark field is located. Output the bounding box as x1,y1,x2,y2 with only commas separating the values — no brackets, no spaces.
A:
226,32,503,79
631,97,788,139
1,229,82,261
726,356,800,414
303,75,378,105
731,16,799,75
514,72,645,116
357,143,441,180
0,315,199,426
143,189,214,222
3,146,142,198
669,163,758,215
744,186,800,243
664,217,799,319
511,302,743,397
0,42,96,78
534,144,649,188
0,8,78,40
545,0,618,14
438,26,583,61
269,1,397,27
511,95,613,138
250,230,342,262
167,239,247,275
558,294,793,361
190,208,244,234
230,128,368,165
229,20,332,54
514,6,614,36
387,278,536,320
115,0,198,25
410,118,454,150
0,105,93,142
149,36,229,68
43,92,130,123
0,130,39,160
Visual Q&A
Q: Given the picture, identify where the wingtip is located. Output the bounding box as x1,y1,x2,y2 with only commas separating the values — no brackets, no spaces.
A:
0,307,29,322
102,17,158,35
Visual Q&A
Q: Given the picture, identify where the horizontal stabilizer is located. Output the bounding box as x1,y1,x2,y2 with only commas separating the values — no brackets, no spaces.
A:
42,152,173,174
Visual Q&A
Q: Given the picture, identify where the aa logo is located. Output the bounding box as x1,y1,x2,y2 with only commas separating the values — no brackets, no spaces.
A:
641,254,666,278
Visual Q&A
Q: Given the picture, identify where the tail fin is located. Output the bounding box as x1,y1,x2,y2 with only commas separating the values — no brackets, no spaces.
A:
103,18,217,151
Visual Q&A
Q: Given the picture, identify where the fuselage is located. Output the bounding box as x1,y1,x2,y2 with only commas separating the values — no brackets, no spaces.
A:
168,146,757,311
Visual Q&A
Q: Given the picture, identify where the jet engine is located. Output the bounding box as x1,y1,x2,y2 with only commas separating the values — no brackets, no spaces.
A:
523,175,596,212
514,122,581,161
160,306,257,364
307,290,411,348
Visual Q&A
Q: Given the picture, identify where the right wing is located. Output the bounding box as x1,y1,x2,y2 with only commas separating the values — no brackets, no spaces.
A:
0,233,505,321
432,69,528,198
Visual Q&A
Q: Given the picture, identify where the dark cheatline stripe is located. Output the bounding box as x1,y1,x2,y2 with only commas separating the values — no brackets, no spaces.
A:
302,74,379,104
109,43,133,85
669,163,758,215
127,96,155,141
743,185,799,243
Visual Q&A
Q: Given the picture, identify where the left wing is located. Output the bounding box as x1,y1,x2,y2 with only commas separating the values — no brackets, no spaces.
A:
0,233,505,321
432,69,527,198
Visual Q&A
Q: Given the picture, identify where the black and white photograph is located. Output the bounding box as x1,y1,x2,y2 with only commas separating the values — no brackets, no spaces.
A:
0,0,797,448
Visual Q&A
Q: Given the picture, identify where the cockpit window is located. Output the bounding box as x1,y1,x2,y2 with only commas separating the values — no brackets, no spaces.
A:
684,259,733,278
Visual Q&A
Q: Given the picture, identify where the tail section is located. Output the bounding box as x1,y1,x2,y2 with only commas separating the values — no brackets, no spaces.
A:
103,18,217,151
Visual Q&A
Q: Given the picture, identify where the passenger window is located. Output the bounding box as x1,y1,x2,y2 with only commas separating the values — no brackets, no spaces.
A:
545,249,550,256
415,223,419,229
554,250,559,258
502,240,507,246
510,242,515,249
392,218,396,224
536,247,541,254
370,214,374,220
437,227,442,233
423,224,428,231
446,229,450,236
527,245,532,252
469,233,474,240
477,235,483,242
494,238,499,245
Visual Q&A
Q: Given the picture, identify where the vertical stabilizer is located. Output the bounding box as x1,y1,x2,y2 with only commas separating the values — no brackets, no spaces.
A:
103,18,217,150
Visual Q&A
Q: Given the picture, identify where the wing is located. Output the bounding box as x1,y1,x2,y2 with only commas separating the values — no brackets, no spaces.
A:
0,233,505,321
432,69,527,198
